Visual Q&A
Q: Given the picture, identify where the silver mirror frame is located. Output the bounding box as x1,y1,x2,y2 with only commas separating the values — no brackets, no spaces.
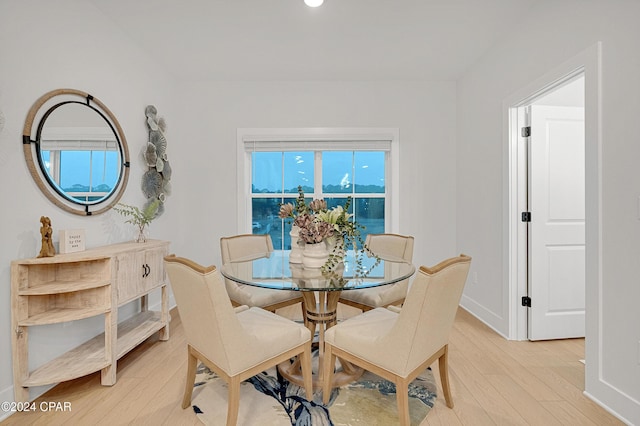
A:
23,88,130,216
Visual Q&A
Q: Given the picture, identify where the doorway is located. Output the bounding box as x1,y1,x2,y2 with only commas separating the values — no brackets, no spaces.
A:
517,75,586,340
506,44,601,400
507,62,595,342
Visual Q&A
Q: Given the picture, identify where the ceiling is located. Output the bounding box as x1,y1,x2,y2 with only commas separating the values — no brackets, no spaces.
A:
89,0,538,82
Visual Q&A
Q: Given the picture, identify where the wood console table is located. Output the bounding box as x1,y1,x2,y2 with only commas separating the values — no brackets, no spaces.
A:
10,240,170,402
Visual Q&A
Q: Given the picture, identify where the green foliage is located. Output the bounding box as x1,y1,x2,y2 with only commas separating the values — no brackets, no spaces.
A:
113,200,160,229
322,230,380,278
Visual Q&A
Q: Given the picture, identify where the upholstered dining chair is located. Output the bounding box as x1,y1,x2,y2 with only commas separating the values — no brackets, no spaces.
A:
339,233,415,311
164,255,313,426
220,234,304,312
322,254,471,426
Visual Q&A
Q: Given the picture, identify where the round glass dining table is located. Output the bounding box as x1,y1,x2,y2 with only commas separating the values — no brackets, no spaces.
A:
221,250,415,388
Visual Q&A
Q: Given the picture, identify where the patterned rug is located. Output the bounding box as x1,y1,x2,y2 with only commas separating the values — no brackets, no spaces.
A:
191,355,437,425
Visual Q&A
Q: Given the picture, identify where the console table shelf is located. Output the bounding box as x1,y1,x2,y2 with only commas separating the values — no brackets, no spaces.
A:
11,240,170,402
115,310,165,358
18,307,109,326
23,347,110,387
18,279,110,295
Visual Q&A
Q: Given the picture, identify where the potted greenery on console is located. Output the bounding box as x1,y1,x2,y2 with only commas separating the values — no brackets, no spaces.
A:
114,200,160,243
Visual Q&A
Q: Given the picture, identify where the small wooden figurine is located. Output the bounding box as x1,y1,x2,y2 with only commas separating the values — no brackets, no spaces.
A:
37,216,56,258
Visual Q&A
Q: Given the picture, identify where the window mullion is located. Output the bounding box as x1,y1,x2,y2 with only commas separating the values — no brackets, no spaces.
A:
52,151,61,184
88,151,93,193
314,151,322,198
385,151,390,231
281,151,286,200
352,151,356,197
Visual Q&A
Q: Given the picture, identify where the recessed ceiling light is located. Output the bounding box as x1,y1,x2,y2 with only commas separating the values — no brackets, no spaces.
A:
304,0,324,7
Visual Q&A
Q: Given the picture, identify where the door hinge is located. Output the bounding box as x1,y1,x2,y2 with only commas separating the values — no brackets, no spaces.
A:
521,126,531,137
521,212,531,222
522,296,531,307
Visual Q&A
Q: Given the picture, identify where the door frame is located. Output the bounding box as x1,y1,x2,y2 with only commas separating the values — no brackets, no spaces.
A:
504,44,601,349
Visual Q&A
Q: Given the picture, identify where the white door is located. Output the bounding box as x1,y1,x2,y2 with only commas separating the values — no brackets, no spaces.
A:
528,105,585,340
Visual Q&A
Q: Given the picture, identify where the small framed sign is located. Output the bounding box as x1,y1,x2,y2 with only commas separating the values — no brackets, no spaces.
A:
59,229,86,254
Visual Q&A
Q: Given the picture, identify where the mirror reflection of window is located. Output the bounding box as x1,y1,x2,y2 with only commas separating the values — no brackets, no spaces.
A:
39,102,121,204
40,131,120,203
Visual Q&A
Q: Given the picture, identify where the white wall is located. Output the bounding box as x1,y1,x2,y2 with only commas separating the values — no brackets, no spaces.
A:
0,0,177,409
456,0,640,423
169,80,458,269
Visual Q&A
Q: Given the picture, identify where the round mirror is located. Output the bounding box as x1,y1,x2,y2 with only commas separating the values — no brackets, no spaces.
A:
23,89,130,216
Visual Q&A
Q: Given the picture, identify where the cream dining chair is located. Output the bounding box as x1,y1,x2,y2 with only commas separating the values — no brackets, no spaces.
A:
322,254,471,426
220,234,304,311
339,233,414,311
164,255,313,426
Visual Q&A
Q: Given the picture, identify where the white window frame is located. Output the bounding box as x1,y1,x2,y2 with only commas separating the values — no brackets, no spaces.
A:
236,127,400,235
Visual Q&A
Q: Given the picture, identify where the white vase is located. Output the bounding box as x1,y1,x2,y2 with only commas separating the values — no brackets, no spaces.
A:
302,241,330,269
289,225,304,264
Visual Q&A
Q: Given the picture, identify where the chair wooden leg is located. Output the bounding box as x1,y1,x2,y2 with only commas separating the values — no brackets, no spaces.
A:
438,344,454,408
226,376,241,426
300,301,308,327
300,344,314,401
322,344,336,404
182,346,198,409
396,378,410,426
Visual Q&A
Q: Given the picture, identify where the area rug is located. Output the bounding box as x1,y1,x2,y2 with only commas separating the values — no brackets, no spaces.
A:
191,356,437,425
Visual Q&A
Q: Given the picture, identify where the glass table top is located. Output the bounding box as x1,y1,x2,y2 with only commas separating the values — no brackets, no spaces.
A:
220,250,415,292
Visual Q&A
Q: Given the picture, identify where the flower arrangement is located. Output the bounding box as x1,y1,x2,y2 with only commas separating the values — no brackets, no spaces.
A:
278,186,378,273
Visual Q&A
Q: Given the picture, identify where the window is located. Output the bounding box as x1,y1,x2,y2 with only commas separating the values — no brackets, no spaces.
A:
238,128,399,251
40,128,121,203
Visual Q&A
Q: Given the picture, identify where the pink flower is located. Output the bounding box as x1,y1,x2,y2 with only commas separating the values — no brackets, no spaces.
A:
278,203,294,219
309,199,327,212
294,213,334,244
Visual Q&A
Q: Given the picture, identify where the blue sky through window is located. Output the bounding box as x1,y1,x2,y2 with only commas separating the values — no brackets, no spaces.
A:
252,151,384,194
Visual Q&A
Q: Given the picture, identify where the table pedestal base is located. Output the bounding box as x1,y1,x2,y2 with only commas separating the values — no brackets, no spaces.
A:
278,356,363,390
278,290,364,389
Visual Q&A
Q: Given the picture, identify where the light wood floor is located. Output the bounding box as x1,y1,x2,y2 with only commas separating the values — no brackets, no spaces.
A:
1,305,623,426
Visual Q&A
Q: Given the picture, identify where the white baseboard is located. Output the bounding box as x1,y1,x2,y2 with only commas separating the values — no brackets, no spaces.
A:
583,389,636,426
459,295,509,339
